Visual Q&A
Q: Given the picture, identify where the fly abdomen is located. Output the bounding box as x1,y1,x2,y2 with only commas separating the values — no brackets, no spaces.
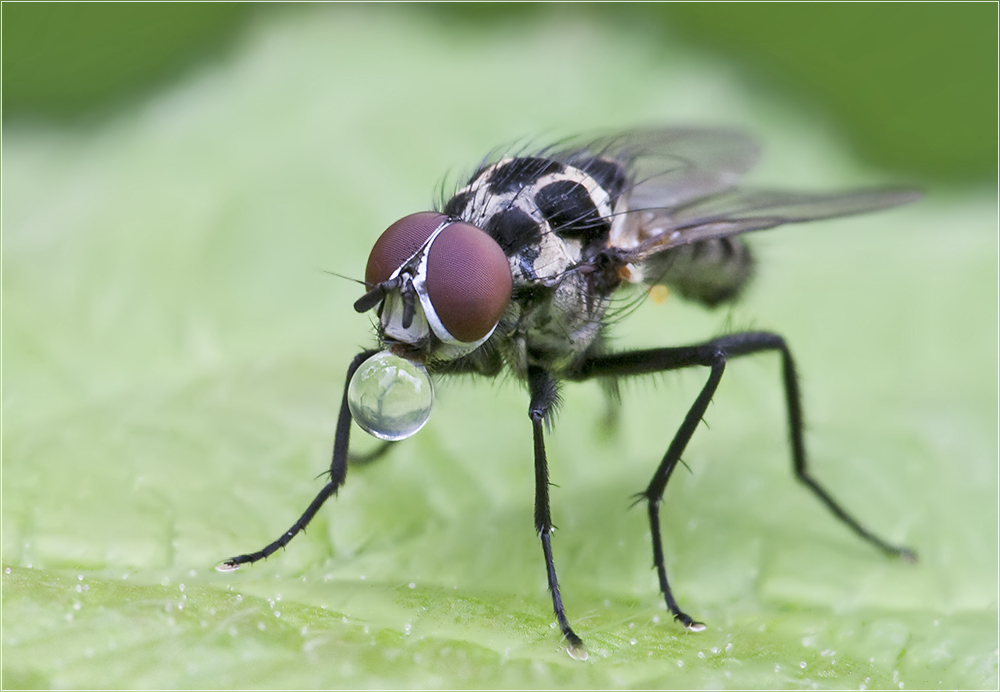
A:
645,236,754,308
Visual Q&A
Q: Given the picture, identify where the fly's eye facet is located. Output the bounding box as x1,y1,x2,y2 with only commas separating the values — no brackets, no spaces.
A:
365,212,447,286
426,222,512,343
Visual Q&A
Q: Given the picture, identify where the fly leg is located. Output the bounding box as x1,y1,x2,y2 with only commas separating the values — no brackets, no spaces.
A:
218,349,379,570
572,331,915,629
528,366,588,660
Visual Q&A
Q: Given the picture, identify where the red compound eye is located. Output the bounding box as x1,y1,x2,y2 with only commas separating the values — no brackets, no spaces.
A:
426,222,512,343
365,212,447,286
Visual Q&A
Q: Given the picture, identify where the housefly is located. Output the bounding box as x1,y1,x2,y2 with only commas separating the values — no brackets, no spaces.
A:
218,128,918,659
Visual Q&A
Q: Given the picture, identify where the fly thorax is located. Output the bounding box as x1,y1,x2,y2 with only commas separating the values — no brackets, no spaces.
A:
442,158,624,374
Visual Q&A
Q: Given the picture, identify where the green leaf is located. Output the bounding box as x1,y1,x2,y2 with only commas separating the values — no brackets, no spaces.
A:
4,6,996,689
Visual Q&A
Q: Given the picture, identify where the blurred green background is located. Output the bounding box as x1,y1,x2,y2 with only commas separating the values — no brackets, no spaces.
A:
3,4,997,689
3,3,996,182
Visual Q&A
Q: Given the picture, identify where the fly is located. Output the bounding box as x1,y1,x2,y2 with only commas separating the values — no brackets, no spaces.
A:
218,128,919,660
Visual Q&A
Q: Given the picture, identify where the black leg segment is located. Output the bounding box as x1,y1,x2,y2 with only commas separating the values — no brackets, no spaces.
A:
217,349,379,571
527,366,588,660
571,331,915,629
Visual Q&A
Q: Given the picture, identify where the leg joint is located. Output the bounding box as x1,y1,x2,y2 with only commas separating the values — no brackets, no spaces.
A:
703,345,727,368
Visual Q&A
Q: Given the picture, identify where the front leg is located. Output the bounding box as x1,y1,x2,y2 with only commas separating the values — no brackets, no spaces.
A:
527,366,588,660
218,349,379,570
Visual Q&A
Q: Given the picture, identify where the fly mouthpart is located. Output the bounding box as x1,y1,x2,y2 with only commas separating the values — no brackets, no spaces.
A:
400,278,418,329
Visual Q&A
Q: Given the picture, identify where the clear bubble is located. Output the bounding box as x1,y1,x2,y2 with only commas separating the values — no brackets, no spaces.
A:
348,350,433,441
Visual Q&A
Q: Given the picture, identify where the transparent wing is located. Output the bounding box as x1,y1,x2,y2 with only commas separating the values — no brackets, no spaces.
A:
550,127,761,208
619,186,922,263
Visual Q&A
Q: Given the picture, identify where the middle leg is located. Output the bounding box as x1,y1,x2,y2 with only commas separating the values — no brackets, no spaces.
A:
527,365,587,659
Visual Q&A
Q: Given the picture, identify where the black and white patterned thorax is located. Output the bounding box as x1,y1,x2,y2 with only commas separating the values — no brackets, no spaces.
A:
441,155,630,376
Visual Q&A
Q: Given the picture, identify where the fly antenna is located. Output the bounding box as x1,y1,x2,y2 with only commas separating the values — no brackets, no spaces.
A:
354,285,385,313
317,268,370,287
353,276,401,314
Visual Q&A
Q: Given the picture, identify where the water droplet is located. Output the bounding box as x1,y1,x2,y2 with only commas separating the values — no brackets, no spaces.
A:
348,350,433,440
